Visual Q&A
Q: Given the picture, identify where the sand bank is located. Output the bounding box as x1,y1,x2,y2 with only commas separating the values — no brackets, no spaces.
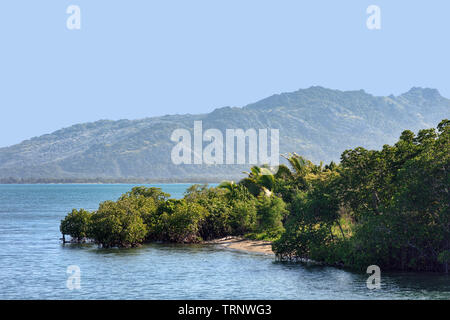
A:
206,236,274,255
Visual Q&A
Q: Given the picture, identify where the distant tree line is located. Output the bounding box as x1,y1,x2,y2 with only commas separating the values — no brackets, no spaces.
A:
1,177,224,184
60,119,449,272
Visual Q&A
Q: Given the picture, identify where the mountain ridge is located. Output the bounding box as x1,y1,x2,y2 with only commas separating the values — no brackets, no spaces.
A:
0,86,448,181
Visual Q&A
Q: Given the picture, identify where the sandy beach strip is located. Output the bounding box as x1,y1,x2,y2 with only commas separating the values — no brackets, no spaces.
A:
206,236,274,255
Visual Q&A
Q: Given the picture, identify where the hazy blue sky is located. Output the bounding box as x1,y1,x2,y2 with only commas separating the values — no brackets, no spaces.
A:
0,0,449,147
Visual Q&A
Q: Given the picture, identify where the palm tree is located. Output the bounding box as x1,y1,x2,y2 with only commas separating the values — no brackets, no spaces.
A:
218,180,237,192
281,153,323,190
274,164,294,180
218,180,239,199
241,165,275,197
282,153,309,176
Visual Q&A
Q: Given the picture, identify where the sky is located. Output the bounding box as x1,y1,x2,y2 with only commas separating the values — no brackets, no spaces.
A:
0,0,449,147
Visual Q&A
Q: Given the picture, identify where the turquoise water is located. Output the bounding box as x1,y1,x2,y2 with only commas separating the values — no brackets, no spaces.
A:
0,184,448,300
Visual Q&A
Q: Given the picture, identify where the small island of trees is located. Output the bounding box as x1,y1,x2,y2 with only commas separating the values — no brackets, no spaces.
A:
61,119,449,273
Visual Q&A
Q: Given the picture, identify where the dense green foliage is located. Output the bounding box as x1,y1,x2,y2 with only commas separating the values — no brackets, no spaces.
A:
60,120,449,272
60,184,286,247
60,209,92,242
273,119,449,272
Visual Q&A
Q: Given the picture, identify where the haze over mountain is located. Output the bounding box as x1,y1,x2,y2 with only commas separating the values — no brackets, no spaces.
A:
0,86,448,182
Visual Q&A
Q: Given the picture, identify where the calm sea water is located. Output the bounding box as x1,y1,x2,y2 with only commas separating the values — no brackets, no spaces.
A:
0,184,448,300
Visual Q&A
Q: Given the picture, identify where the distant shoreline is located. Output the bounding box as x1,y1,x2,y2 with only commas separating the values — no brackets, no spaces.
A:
0,178,231,184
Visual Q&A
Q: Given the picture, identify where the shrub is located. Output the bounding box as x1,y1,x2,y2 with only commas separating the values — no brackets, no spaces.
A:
228,200,257,235
160,200,207,243
256,195,287,235
89,200,148,248
60,209,92,242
